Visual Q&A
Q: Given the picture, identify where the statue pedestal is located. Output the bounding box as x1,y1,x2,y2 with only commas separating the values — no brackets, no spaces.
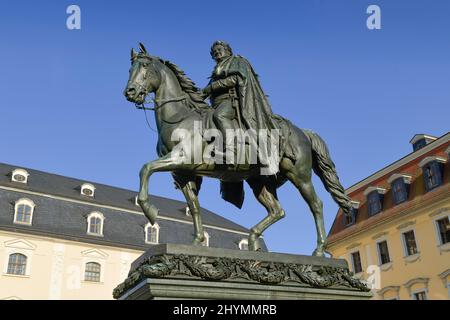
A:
113,244,372,300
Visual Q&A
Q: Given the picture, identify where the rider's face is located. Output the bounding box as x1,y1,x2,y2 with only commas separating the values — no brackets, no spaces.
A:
212,45,230,62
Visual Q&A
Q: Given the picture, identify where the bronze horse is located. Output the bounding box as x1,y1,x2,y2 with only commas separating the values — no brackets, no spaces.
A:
123,43,352,256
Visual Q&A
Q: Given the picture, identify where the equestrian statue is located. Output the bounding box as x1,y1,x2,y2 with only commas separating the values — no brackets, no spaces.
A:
123,42,353,256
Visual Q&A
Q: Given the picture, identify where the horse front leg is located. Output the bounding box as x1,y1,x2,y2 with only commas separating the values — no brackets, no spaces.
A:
138,154,183,225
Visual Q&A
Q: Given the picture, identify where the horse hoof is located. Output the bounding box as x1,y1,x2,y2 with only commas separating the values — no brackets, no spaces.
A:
192,238,205,246
312,249,325,257
138,200,159,225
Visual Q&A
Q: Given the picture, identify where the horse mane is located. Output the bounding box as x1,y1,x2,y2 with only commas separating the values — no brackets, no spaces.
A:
161,59,210,111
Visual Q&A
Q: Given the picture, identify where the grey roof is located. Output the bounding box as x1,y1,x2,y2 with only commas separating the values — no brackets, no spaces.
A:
0,162,266,251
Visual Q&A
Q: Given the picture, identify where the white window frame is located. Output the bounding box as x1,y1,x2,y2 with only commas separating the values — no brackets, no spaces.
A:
86,212,105,236
411,289,428,300
13,198,35,226
11,169,29,184
145,222,160,244
432,211,450,250
81,249,108,284
202,231,210,247
80,183,96,197
239,239,249,250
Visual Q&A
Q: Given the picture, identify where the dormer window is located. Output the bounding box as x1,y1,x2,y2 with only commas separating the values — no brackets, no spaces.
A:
11,169,29,184
419,157,446,192
239,239,249,250
81,183,96,197
145,222,160,244
409,134,437,152
14,198,35,225
202,232,210,247
364,187,386,216
343,201,359,227
87,212,104,236
388,174,412,206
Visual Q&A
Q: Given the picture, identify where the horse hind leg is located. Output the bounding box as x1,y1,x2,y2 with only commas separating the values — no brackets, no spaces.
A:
281,158,327,257
247,178,285,251
175,176,206,246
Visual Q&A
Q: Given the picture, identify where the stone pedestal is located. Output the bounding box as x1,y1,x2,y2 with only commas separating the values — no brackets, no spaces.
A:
113,244,372,300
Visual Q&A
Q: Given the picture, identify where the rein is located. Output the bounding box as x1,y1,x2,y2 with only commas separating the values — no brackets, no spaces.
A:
134,95,186,111
134,94,187,133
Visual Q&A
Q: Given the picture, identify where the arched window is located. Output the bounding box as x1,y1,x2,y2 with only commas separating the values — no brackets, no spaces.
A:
7,253,27,275
202,232,210,247
87,212,104,236
239,239,249,250
84,262,101,282
145,223,160,244
14,199,35,225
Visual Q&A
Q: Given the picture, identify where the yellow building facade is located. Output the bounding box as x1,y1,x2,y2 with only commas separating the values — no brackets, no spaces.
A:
328,133,450,300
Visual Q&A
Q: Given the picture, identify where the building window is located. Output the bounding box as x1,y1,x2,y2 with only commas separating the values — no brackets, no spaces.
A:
420,159,445,192
392,178,409,205
402,230,419,256
13,199,35,225
87,212,104,236
84,262,101,282
436,217,450,245
377,241,391,265
202,232,210,247
145,223,159,244
239,239,249,250
413,291,427,300
368,191,383,216
7,253,27,275
343,207,358,227
80,183,95,197
351,251,363,274
11,169,29,184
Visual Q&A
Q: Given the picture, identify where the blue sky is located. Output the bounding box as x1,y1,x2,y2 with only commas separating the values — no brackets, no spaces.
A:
0,0,449,255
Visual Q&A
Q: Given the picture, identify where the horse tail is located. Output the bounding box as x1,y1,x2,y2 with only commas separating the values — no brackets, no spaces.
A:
303,130,352,215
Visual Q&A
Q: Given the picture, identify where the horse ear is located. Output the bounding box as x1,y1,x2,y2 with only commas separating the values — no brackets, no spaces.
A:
139,42,148,54
131,48,138,61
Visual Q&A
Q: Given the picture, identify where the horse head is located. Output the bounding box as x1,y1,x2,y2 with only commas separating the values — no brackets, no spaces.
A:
124,43,162,104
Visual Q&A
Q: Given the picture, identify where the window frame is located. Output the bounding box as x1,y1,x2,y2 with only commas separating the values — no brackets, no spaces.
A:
202,231,210,247
145,222,160,244
84,261,102,282
13,198,35,226
239,239,249,251
350,250,363,275
392,178,409,205
80,183,96,197
6,253,28,276
434,215,450,246
367,191,383,216
412,289,428,300
401,229,420,257
86,212,105,237
376,239,391,266
11,169,29,184
419,157,446,192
